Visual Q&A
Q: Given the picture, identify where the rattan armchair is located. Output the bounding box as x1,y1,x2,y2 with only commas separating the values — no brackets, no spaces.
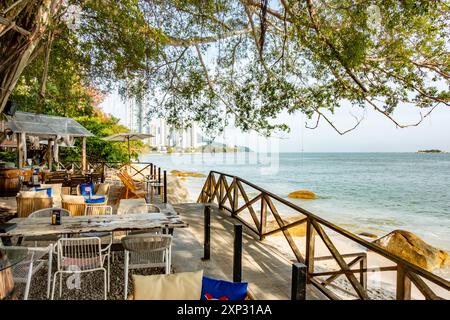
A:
16,192,54,218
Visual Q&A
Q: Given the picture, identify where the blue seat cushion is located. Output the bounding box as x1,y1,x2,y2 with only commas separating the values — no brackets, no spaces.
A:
201,276,248,300
80,183,95,196
85,196,106,204
34,187,52,197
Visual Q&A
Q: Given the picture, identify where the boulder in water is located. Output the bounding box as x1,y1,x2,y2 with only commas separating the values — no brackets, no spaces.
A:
170,170,206,178
373,230,450,272
288,190,317,200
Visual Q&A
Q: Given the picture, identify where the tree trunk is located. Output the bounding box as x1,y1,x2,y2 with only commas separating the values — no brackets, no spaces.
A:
0,0,63,115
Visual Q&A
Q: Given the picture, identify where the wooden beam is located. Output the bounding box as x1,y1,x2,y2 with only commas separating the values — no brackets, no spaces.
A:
311,219,370,300
81,137,87,172
236,180,260,230
407,271,444,300
396,266,412,300
305,217,316,276
17,132,26,169
265,196,305,263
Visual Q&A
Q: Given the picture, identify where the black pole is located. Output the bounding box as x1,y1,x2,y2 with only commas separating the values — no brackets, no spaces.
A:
202,205,211,261
150,163,154,179
158,167,161,195
291,263,307,300
163,170,167,203
233,224,243,283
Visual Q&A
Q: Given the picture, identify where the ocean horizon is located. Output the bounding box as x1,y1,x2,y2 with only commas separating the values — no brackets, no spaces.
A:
141,152,450,251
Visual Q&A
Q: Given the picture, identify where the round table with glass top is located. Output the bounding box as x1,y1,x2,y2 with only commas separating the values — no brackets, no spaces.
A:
0,247,28,300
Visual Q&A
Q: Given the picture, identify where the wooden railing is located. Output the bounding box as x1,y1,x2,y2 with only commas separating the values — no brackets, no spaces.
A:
60,161,163,182
197,171,450,300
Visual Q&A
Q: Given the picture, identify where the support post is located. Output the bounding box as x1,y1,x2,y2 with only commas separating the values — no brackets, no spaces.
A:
260,195,267,240
17,133,26,169
233,224,243,283
47,138,53,171
305,218,315,279
81,137,87,173
396,265,411,300
163,170,167,203
150,163,154,179
202,205,211,261
158,167,161,195
232,178,239,215
291,263,307,300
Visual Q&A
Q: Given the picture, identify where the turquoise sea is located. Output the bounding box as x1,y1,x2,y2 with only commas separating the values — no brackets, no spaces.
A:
140,152,450,250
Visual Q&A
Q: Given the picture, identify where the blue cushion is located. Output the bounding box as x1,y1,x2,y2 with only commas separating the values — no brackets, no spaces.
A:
85,196,106,204
80,183,95,196
201,276,248,300
35,187,52,197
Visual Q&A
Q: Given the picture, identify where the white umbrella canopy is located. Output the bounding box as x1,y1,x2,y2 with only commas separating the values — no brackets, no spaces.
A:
103,132,154,161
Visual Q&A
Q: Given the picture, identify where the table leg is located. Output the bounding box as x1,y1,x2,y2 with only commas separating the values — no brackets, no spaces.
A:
1,236,12,246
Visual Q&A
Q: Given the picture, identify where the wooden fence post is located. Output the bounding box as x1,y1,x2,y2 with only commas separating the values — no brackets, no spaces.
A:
396,266,411,300
233,224,243,282
291,263,307,300
260,196,267,240
305,218,315,279
202,205,211,261
163,170,167,203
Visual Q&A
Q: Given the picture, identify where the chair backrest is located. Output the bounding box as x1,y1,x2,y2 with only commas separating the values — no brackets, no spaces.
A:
85,205,113,216
122,234,172,253
29,208,71,218
16,196,53,218
125,204,161,215
56,237,103,271
118,172,138,192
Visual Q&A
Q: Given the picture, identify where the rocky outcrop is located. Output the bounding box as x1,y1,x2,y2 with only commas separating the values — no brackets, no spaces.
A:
288,190,317,199
266,216,308,237
166,177,190,204
170,170,206,178
373,230,450,272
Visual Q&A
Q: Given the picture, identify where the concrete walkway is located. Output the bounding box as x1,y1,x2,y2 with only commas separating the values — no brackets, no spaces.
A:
171,202,326,300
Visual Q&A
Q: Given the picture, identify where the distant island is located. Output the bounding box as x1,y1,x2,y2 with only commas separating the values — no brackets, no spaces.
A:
417,149,446,154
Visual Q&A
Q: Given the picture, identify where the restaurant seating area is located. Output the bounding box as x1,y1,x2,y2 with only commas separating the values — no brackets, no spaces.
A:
0,164,256,301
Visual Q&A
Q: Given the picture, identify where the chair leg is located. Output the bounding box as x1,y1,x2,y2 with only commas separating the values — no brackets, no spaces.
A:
59,272,63,298
107,254,111,292
46,245,53,298
103,269,107,300
51,272,59,300
124,251,129,300
23,261,34,300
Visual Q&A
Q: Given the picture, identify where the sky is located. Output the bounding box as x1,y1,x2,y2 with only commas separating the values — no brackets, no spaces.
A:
100,92,450,153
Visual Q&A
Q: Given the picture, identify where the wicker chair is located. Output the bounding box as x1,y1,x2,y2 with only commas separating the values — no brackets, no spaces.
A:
61,195,86,216
76,183,110,197
122,234,172,300
16,192,53,218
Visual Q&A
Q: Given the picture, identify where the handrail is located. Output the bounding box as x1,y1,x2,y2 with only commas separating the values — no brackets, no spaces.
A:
198,170,450,300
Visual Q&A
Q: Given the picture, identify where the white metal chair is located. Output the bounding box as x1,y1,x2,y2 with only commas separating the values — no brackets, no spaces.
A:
26,208,70,246
12,244,53,300
51,237,110,300
84,204,113,216
121,234,172,300
125,204,163,235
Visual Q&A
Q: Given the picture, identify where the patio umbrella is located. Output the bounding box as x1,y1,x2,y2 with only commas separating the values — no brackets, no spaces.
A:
103,132,154,161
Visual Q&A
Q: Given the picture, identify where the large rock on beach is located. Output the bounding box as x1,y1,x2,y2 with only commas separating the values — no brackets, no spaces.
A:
266,216,308,237
170,170,206,178
373,230,450,272
166,177,190,204
288,190,317,199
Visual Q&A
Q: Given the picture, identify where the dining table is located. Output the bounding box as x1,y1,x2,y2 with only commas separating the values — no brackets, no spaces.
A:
1,212,187,240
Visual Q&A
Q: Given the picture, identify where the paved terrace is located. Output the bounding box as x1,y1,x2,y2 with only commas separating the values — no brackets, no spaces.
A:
171,202,326,300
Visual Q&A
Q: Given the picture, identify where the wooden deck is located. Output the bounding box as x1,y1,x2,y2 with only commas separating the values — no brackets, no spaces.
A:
171,202,327,300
